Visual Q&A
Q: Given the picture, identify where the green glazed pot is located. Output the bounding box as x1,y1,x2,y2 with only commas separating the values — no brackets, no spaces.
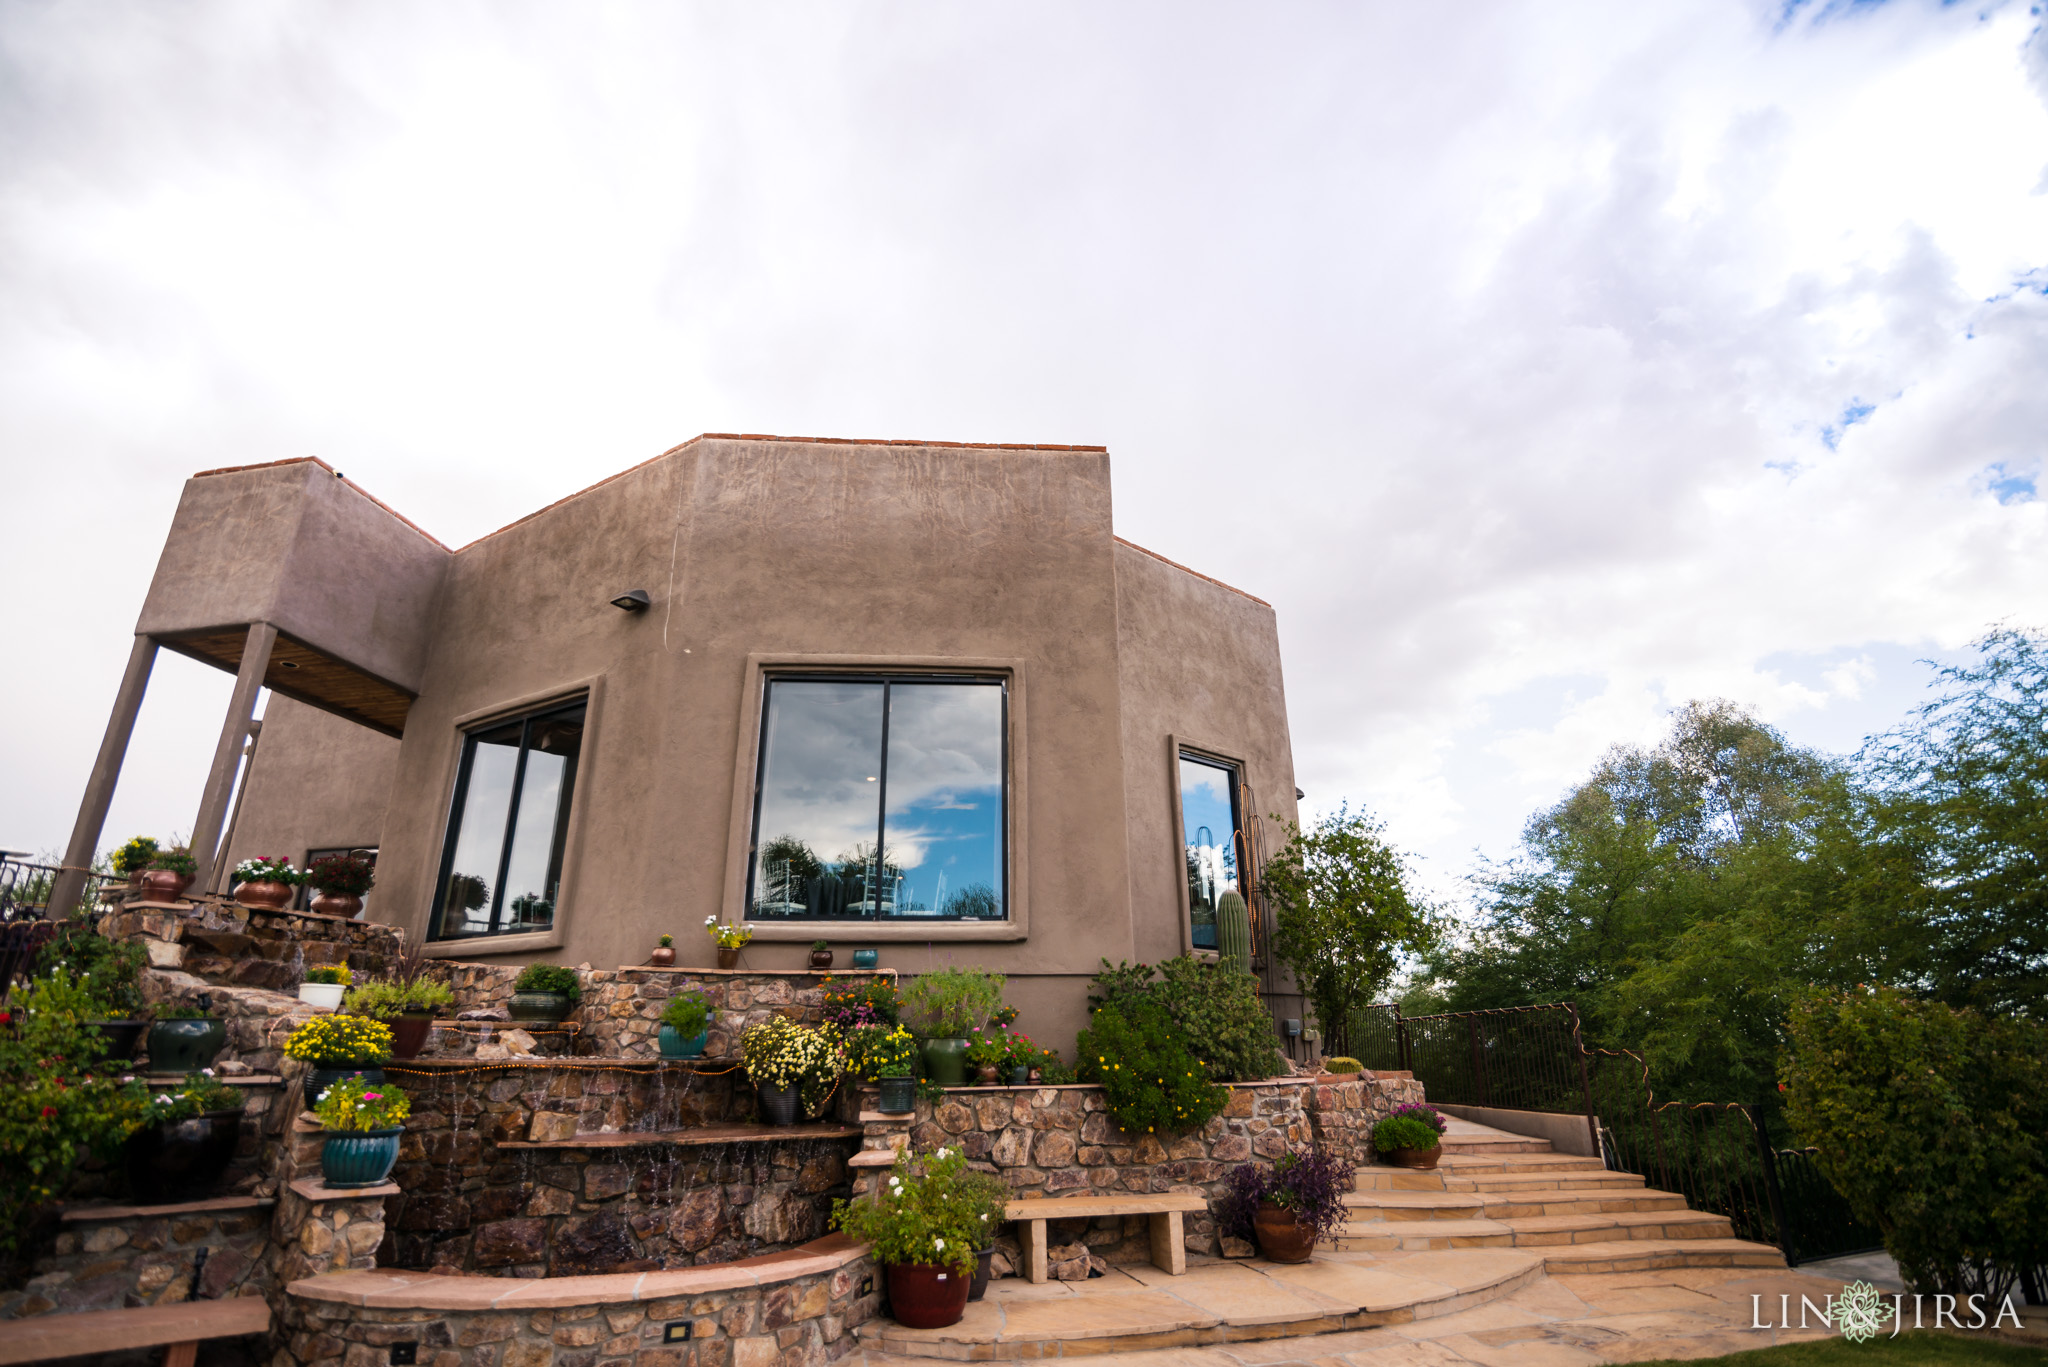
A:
508,991,573,1023
921,1036,969,1088
320,1128,403,1188
147,1018,226,1073
877,1075,917,1113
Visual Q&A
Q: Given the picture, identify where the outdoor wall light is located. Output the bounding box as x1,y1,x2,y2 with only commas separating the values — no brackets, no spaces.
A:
610,589,651,612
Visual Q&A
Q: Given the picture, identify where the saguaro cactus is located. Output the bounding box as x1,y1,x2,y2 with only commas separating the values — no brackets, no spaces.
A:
1216,890,1252,974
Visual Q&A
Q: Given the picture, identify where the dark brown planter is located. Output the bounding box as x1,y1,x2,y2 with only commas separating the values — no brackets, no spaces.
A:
233,879,294,910
808,950,833,970
389,1013,435,1060
1386,1144,1442,1170
125,1110,241,1204
886,1262,970,1329
968,1247,994,1300
649,946,676,967
139,870,194,901
309,891,364,919
716,947,740,970
1252,1201,1316,1263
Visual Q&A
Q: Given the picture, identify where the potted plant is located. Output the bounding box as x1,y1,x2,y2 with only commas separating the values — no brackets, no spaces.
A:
510,964,581,1022
832,1147,982,1329
903,966,1006,1089
820,976,902,1031
230,855,299,911
809,939,833,970
343,977,453,1059
706,916,751,969
124,1071,247,1203
659,991,712,1058
283,1013,394,1111
650,933,676,968
1002,1030,1040,1086
34,916,150,1064
298,962,352,1011
964,1027,1008,1086
314,1074,411,1188
111,836,159,894
1221,1146,1352,1264
1373,1102,1447,1169
871,1026,918,1114
304,852,374,919
147,1000,226,1073
740,1016,844,1124
140,847,197,902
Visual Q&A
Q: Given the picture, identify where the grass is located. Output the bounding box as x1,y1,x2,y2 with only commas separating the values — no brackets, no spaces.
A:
1638,1330,2047,1365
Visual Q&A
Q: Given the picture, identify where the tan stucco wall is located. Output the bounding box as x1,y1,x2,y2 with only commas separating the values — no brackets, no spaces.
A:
137,437,1299,1054
222,694,399,873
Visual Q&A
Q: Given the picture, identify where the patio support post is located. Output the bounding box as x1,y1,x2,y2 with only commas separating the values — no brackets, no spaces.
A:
49,635,159,917
190,622,276,892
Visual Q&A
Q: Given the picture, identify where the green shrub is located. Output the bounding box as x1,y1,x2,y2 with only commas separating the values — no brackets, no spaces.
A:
1076,1002,1228,1136
1086,956,1283,1082
661,992,712,1036
1782,988,2048,1301
831,1147,983,1274
1372,1115,1441,1153
344,979,452,1018
903,966,1005,1038
1323,1056,1363,1073
303,964,352,986
513,964,581,1002
34,913,146,1018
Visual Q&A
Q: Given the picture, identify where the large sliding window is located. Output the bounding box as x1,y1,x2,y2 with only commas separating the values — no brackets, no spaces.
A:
1179,751,1243,951
748,676,1006,921
430,699,586,940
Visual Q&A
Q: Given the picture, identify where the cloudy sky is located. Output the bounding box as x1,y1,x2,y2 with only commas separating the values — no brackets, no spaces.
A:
5,0,2046,902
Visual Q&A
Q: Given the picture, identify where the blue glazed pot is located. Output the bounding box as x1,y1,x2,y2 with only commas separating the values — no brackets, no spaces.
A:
320,1127,404,1188
658,1025,709,1058
851,948,878,969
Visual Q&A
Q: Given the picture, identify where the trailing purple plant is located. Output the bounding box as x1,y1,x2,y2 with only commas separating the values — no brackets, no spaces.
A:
1388,1101,1446,1136
1219,1145,1355,1245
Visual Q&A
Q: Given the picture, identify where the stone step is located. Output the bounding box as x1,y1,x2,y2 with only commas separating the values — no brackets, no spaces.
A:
859,1249,1547,1359
1434,1152,1612,1175
1441,1135,1555,1154
1343,1188,1689,1222
1332,1218,1516,1251
1535,1238,1786,1274
1498,1208,1735,1245
1446,1170,1646,1193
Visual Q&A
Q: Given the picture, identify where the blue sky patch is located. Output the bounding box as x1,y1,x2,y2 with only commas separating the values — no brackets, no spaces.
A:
1821,401,1876,450
1985,463,2037,504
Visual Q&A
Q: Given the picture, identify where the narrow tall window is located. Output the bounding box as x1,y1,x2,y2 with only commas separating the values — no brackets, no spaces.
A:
1179,752,1243,950
748,676,1006,920
430,700,586,939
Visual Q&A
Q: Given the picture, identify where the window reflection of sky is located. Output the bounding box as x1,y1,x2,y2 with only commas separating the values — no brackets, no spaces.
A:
1180,755,1239,948
750,679,1003,918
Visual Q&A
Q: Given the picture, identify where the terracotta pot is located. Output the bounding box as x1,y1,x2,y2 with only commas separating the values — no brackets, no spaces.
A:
309,891,364,919
716,947,740,970
388,1013,435,1060
809,949,833,970
1386,1144,1442,1170
139,870,193,902
1252,1201,1317,1263
975,1064,1000,1086
649,945,676,967
886,1262,970,1329
233,879,294,910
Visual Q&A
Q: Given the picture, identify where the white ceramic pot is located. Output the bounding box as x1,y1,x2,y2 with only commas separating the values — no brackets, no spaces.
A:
298,982,347,1011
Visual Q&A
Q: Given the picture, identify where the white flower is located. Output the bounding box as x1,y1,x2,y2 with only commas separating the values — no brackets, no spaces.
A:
980,1213,989,1221
202,1068,215,1077
155,1093,172,1104
934,1239,945,1252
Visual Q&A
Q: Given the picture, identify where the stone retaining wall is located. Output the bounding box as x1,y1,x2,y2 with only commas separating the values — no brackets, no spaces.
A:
277,1237,879,1367
0,1198,273,1320
381,1061,862,1276
100,895,404,990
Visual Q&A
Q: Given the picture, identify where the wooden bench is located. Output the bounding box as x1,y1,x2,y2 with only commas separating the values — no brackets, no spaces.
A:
1004,1193,1210,1284
0,1297,270,1366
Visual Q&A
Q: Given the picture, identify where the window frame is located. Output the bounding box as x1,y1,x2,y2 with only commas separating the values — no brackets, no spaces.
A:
422,681,602,955
723,654,1030,942
1169,737,1251,960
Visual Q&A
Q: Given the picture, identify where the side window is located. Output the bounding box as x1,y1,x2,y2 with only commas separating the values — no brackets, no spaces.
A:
429,700,586,940
1178,751,1243,951
747,676,1007,921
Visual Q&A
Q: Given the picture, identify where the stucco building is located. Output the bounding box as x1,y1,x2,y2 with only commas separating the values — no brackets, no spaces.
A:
56,435,1303,1049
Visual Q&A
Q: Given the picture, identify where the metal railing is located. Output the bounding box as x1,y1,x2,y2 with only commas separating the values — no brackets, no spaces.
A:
0,856,105,923
1336,998,1881,1266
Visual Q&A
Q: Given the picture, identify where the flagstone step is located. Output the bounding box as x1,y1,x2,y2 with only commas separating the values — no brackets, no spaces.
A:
1334,1205,1735,1252
857,1250,1547,1360
1536,1237,1786,1274
1342,1188,1689,1221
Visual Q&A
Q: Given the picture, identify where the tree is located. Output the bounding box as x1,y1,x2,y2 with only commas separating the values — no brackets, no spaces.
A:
1262,804,1437,1048
1863,627,2048,1017
1781,987,2048,1300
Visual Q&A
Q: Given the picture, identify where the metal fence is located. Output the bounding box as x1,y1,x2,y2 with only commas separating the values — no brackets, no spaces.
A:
1336,998,1881,1266
0,855,104,922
